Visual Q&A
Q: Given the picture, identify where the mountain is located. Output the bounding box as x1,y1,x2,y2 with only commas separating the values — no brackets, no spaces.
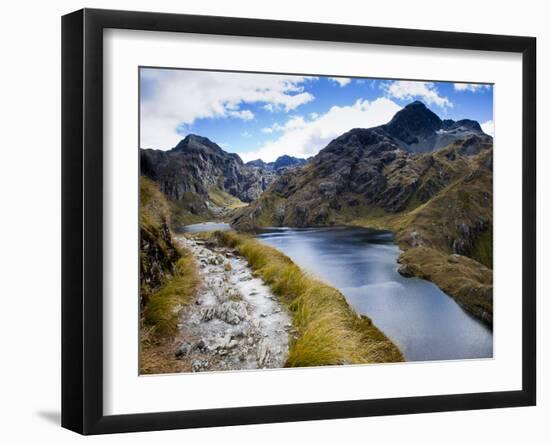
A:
232,101,493,326
245,159,268,169
140,134,276,222
141,134,256,202
233,102,492,227
246,155,308,173
381,100,485,153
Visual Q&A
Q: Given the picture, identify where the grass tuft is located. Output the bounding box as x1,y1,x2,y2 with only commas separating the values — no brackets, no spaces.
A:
399,246,493,327
211,231,404,366
143,250,200,337
208,187,248,209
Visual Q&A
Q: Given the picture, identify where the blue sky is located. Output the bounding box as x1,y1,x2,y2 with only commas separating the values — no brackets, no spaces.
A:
140,68,493,162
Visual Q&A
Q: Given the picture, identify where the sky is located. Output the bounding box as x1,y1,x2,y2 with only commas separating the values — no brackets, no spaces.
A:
140,68,494,163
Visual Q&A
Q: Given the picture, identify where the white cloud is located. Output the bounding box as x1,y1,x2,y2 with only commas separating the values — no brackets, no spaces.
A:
481,120,494,136
140,69,315,149
228,109,254,120
240,97,401,162
309,112,319,120
241,131,252,138
454,83,491,92
382,81,452,109
261,122,285,134
329,77,352,87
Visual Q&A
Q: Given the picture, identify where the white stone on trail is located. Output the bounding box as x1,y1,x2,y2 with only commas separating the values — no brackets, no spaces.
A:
175,235,291,372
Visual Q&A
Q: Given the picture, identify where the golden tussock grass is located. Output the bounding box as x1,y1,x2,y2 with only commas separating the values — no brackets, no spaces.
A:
143,251,200,338
399,246,493,327
140,248,200,374
211,231,404,367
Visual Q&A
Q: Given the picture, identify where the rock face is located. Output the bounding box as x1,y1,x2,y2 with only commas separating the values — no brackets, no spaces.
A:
141,135,309,221
246,155,308,173
232,101,493,265
141,134,270,203
232,101,494,326
139,177,181,305
381,100,486,153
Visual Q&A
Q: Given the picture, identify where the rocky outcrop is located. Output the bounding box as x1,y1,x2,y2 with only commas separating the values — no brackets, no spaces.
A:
235,102,492,229
233,108,492,231
139,177,181,305
246,155,308,173
231,101,493,326
141,135,309,208
174,236,291,372
382,100,488,153
141,135,258,203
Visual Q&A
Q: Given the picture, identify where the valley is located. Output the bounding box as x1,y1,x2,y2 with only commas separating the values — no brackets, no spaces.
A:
231,101,493,327
139,100,494,372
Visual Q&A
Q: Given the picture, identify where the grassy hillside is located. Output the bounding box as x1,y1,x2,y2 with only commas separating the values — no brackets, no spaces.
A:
355,149,493,326
140,251,200,374
232,142,493,327
397,248,493,326
147,184,249,229
208,187,248,210
209,231,404,366
139,177,201,374
140,176,182,304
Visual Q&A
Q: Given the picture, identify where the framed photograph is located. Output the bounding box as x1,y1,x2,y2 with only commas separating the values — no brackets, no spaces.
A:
62,8,536,435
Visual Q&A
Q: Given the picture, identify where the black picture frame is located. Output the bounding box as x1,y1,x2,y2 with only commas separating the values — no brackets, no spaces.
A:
61,8,537,435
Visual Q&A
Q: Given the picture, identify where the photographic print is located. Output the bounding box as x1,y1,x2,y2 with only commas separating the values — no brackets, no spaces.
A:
138,68,494,375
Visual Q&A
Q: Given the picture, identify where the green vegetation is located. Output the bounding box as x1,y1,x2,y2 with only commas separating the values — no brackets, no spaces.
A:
398,247,493,327
470,225,493,269
231,143,494,326
139,177,201,374
140,177,182,303
158,186,249,228
352,171,494,327
208,187,248,209
209,230,404,366
143,251,200,337
140,176,171,228
169,192,213,226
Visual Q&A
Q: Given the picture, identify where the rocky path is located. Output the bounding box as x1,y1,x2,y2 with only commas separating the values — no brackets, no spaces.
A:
174,236,291,372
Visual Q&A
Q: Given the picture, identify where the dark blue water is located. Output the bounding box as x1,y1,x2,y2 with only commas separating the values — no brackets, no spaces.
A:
256,226,493,362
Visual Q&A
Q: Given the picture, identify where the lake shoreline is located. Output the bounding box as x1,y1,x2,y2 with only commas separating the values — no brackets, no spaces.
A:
180,221,492,361
253,225,493,361
228,218,493,331
207,230,405,366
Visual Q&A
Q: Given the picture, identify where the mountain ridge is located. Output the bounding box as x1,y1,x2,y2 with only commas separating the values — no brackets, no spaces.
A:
140,135,272,223
246,155,308,172
230,101,493,326
139,102,493,326
379,100,489,153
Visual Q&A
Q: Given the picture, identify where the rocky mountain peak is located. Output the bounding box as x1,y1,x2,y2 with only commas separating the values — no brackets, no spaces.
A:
272,155,307,170
141,134,282,206
378,101,487,153
246,159,267,169
442,119,483,133
172,134,226,155
383,101,443,144
246,155,307,172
